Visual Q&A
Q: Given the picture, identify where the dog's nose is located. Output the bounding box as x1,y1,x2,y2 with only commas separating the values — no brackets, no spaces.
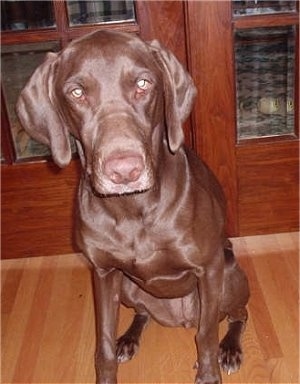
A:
103,153,144,184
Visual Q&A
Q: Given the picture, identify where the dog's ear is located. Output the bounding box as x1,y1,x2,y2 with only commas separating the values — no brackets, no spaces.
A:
149,40,197,153
16,52,71,168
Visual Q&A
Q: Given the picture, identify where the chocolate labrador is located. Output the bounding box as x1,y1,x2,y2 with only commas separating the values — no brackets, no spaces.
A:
16,30,249,384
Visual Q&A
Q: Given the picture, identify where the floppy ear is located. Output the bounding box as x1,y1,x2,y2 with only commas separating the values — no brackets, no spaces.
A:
16,52,71,167
149,40,197,153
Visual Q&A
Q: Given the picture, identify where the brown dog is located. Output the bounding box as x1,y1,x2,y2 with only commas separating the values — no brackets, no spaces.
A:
16,30,249,384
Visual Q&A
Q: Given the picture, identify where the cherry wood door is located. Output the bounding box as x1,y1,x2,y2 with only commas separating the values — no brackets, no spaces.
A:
186,1,299,236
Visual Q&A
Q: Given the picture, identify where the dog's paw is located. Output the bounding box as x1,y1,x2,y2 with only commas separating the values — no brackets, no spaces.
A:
194,370,221,384
116,335,139,363
194,376,221,384
218,340,242,375
193,362,221,384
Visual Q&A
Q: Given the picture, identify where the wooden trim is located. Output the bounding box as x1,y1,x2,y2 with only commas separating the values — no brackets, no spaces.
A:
52,0,68,33
234,13,299,29
66,22,140,42
52,0,69,46
1,29,61,44
1,89,16,164
134,0,151,38
294,25,299,138
184,1,196,150
237,134,298,146
186,1,239,236
1,22,140,46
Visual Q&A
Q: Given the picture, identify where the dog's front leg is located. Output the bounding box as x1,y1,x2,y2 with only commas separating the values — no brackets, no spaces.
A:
195,256,223,384
93,267,123,384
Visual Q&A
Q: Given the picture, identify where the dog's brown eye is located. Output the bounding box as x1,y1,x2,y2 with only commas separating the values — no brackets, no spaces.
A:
136,79,151,91
71,88,84,98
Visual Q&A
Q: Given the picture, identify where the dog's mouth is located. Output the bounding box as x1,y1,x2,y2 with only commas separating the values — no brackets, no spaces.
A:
90,182,152,198
91,175,154,197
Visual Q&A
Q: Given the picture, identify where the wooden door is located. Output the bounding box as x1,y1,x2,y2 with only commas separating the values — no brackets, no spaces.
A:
186,0,299,236
1,1,190,259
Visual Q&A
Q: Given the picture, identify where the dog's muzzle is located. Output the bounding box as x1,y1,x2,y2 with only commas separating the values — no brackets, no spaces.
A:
91,149,154,196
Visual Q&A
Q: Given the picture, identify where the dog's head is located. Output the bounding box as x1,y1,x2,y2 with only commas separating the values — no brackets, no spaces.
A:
16,30,196,195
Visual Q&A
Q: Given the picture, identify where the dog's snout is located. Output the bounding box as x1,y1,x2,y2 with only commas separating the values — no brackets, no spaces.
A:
103,153,145,185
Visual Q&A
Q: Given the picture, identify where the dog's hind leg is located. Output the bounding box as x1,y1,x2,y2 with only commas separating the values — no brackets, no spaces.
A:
117,312,150,363
218,242,250,375
218,312,248,375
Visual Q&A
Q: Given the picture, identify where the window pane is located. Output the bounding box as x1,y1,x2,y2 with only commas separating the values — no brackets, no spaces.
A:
67,0,135,26
1,42,75,160
1,1,55,31
233,0,296,16
235,26,296,140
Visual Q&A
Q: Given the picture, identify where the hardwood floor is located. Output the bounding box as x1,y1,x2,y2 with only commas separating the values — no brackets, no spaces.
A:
1,232,299,384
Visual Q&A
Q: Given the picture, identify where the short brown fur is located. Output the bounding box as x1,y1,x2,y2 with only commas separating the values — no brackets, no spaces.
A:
16,30,249,384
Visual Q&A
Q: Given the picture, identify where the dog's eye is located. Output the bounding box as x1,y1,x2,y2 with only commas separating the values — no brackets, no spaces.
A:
71,87,84,99
136,79,151,91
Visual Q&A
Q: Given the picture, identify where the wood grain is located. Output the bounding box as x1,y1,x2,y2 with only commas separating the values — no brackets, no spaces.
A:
186,1,238,235
237,140,299,235
234,13,299,29
1,233,298,383
1,161,80,259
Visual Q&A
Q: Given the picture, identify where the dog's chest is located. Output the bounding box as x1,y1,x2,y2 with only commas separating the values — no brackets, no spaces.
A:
103,220,200,296
89,214,199,278
79,195,205,297
109,219,182,263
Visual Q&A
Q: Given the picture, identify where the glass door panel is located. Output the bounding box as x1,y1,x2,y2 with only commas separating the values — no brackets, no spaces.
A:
233,0,297,16
66,0,135,26
1,1,55,31
235,26,296,140
1,42,59,160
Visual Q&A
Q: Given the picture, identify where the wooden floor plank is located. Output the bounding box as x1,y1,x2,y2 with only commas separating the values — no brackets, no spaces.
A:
2,257,45,383
1,233,299,383
12,257,57,383
245,236,298,381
